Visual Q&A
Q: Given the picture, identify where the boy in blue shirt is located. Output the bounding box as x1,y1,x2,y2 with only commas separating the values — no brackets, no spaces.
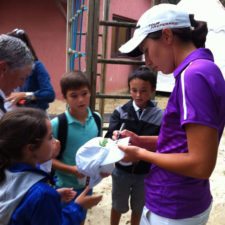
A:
51,71,102,224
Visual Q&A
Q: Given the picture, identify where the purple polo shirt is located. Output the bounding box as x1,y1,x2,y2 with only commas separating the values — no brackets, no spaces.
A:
145,48,225,219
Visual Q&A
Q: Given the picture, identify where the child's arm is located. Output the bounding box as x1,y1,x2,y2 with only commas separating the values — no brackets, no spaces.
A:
52,139,61,158
75,186,102,209
52,159,85,178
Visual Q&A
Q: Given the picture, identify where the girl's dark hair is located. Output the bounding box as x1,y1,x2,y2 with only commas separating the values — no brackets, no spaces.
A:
7,28,38,61
147,14,208,48
0,108,48,183
60,71,91,98
128,66,157,89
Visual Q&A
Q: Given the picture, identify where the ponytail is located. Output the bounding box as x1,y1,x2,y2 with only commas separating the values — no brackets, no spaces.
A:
0,151,9,183
189,14,208,48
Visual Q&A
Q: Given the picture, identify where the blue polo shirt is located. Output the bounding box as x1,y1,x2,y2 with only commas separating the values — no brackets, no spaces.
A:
145,48,225,219
51,107,99,189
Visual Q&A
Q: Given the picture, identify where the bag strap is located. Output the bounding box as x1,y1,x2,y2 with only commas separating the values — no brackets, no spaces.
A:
92,111,102,137
57,112,68,159
57,111,101,159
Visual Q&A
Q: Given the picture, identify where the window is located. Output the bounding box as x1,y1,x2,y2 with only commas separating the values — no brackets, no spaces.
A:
111,15,137,58
154,0,180,4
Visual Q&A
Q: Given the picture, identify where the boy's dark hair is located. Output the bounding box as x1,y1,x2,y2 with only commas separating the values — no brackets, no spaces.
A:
128,66,157,89
60,71,91,98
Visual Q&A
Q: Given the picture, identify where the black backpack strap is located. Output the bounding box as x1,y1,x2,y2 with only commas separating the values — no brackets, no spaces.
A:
57,112,68,159
92,111,102,137
57,111,100,159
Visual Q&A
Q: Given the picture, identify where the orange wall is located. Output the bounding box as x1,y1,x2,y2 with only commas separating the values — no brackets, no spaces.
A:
98,0,151,93
0,0,66,98
0,0,151,97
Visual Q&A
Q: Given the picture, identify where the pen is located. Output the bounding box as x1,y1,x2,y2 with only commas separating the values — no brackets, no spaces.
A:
116,122,125,141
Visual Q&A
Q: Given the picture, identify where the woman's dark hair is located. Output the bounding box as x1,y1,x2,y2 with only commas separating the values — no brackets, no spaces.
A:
128,66,157,90
147,14,208,48
60,71,91,98
0,108,48,183
7,28,38,61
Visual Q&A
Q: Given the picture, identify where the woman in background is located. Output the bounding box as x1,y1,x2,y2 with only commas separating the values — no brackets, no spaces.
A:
7,29,55,111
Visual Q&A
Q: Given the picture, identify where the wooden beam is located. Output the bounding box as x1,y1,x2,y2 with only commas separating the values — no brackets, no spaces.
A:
86,0,100,110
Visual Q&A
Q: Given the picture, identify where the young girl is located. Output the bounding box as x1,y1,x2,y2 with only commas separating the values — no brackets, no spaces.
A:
116,3,225,225
0,108,102,225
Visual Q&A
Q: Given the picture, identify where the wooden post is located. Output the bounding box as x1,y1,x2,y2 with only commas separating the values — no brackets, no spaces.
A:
99,0,110,117
86,0,100,110
66,0,73,72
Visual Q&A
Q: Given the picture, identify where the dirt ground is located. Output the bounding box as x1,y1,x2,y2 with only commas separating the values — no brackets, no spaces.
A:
48,97,225,225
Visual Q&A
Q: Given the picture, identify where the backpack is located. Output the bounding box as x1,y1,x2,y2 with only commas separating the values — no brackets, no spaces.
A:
56,111,101,159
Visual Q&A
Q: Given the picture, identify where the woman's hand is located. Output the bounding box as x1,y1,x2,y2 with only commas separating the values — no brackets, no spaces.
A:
112,129,139,145
6,92,26,105
118,144,145,162
75,186,102,209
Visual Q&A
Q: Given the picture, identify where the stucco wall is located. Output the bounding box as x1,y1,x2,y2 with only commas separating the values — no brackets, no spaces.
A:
0,0,66,98
0,0,151,98
98,0,151,93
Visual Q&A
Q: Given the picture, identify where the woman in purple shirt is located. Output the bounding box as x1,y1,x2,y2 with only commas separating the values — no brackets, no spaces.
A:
115,4,225,225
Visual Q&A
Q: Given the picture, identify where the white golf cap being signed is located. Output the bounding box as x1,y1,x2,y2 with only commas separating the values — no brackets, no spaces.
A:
119,4,191,57
76,137,129,187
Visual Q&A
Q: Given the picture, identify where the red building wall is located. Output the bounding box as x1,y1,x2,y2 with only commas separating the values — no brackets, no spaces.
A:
98,0,151,93
0,0,151,98
0,0,66,98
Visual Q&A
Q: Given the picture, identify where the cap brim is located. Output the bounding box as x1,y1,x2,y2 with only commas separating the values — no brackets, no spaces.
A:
119,33,146,57
126,46,143,57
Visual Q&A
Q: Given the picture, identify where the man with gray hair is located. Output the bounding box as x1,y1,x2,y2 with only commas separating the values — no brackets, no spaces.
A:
0,34,34,117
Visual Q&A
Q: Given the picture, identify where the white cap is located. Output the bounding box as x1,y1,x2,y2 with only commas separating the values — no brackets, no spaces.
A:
76,137,129,187
119,4,191,57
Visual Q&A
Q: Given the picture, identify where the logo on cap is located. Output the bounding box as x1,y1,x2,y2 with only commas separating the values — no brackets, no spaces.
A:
149,22,179,30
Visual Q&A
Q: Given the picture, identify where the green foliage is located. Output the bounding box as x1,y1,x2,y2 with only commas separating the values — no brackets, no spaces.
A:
99,138,108,147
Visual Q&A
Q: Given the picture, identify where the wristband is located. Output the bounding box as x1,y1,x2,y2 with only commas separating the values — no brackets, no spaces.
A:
25,92,34,100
